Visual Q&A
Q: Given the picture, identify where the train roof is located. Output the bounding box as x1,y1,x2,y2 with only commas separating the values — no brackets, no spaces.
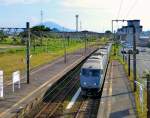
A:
98,49,108,55
89,55,103,60
99,47,108,50
94,49,107,55
82,59,103,70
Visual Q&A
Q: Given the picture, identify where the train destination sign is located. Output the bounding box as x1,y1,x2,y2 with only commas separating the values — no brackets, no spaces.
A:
0,70,3,98
12,71,20,92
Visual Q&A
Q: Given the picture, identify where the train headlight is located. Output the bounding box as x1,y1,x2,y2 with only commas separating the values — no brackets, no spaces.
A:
83,82,87,85
94,83,97,86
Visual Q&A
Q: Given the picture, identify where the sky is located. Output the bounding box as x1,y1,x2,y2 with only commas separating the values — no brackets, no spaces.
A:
0,0,150,32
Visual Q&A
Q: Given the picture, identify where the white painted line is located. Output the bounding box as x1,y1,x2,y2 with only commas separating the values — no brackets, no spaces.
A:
66,88,81,110
103,88,107,91
47,83,52,87
107,62,113,117
105,81,109,83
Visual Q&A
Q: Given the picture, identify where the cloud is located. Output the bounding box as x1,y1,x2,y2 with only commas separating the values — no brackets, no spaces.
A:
0,0,49,5
61,0,118,9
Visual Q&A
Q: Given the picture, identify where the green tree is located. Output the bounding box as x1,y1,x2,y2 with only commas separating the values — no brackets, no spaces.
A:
31,25,51,31
105,30,112,34
0,31,7,41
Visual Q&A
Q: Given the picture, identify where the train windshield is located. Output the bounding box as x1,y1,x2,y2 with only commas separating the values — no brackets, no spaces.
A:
82,69,100,77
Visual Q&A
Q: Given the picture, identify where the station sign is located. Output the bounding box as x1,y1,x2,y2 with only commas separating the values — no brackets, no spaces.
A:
0,70,3,98
12,71,20,92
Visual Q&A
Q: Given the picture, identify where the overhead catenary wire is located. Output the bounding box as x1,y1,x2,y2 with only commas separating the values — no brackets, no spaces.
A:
116,0,124,19
112,0,124,32
125,0,139,19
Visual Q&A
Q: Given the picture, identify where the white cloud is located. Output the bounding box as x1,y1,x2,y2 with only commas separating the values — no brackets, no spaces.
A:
62,0,114,8
60,0,150,31
27,17,40,26
0,0,49,5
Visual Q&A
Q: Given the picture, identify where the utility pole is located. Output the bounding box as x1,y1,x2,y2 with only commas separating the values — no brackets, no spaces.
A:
63,30,67,63
143,71,150,117
128,53,130,76
128,50,132,76
76,15,79,32
26,22,30,84
114,31,116,56
112,20,114,35
84,32,87,54
132,26,137,92
122,47,125,62
41,10,43,26
64,38,67,64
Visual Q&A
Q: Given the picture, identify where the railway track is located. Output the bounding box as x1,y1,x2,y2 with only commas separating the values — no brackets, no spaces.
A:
35,80,79,118
22,61,83,118
11,48,99,118
72,97,100,118
12,47,108,118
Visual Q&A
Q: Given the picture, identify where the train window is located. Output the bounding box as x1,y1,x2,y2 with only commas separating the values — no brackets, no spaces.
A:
91,70,100,77
82,69,100,77
82,69,89,76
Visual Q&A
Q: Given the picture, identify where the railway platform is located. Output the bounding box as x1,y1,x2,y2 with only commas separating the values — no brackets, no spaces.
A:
97,60,137,118
0,47,96,118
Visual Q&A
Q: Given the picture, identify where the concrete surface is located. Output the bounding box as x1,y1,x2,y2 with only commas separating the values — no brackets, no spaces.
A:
131,47,150,77
97,60,137,118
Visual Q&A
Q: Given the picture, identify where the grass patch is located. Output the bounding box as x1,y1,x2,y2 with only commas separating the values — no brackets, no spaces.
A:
0,38,108,81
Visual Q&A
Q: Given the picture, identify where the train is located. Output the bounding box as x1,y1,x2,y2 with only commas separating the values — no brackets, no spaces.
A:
80,44,112,97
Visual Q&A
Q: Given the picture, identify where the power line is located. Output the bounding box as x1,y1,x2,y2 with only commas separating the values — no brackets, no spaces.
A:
117,0,124,19
126,0,139,19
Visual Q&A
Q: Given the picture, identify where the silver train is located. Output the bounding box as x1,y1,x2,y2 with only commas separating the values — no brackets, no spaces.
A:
80,44,112,96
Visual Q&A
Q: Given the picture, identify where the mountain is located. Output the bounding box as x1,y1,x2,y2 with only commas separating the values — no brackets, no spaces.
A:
40,21,74,32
